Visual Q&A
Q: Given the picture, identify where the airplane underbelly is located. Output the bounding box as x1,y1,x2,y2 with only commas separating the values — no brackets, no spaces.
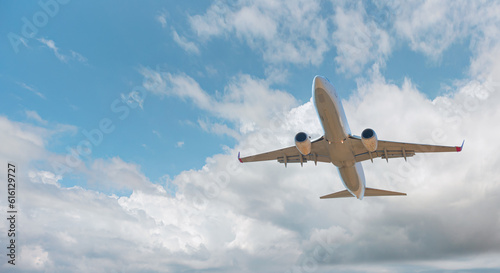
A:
338,163,366,198
314,88,348,142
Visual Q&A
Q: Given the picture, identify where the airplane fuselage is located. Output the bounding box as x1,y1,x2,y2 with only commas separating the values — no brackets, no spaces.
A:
312,76,366,199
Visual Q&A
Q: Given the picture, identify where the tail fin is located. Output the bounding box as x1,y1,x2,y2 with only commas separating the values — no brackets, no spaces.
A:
319,188,406,199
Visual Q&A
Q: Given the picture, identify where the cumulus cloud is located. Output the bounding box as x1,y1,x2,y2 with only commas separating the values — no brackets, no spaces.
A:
189,0,330,65
0,115,77,183
9,33,500,267
88,157,164,194
184,0,500,77
332,4,391,75
19,245,53,271
391,0,469,59
198,119,241,139
4,69,499,272
139,67,298,134
1,65,500,272
29,170,62,186
390,0,500,65
0,116,49,166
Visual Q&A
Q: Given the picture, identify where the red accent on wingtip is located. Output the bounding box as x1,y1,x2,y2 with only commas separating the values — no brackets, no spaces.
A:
456,140,465,152
238,152,243,163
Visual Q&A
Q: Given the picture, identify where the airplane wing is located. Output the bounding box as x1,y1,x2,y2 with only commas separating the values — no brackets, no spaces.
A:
349,136,464,162
239,137,331,166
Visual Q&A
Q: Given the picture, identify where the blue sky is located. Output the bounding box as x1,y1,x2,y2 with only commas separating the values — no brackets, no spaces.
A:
1,1,500,272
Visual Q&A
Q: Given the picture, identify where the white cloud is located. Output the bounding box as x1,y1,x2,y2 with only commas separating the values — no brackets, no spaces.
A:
139,67,297,134
332,4,391,75
198,119,241,139
70,50,88,63
38,38,87,63
121,90,145,109
38,37,66,62
152,130,161,138
390,0,500,64
176,141,184,148
29,170,62,187
88,157,164,194
132,41,500,270
172,29,200,55
184,0,499,77
390,0,468,59
205,65,218,76
156,11,168,28
189,0,330,65
264,66,289,84
19,245,53,271
25,110,48,125
2,65,500,272
17,81,35,92
17,81,46,99
0,116,49,165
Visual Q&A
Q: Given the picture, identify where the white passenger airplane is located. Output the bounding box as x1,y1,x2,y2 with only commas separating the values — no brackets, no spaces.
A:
238,76,463,199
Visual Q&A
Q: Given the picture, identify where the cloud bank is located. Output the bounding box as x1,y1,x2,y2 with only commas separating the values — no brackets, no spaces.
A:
3,71,499,272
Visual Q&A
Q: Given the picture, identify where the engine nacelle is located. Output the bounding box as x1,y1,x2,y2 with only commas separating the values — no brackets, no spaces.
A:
361,128,378,152
295,132,311,155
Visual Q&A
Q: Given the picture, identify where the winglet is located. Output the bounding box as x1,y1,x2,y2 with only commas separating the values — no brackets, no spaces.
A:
456,140,465,152
238,152,243,163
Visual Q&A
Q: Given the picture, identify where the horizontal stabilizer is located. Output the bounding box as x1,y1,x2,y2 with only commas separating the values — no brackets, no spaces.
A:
320,190,353,199
364,188,406,197
320,188,406,199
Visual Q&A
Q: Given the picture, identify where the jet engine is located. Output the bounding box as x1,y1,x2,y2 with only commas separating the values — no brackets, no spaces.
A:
361,128,378,152
295,132,311,155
